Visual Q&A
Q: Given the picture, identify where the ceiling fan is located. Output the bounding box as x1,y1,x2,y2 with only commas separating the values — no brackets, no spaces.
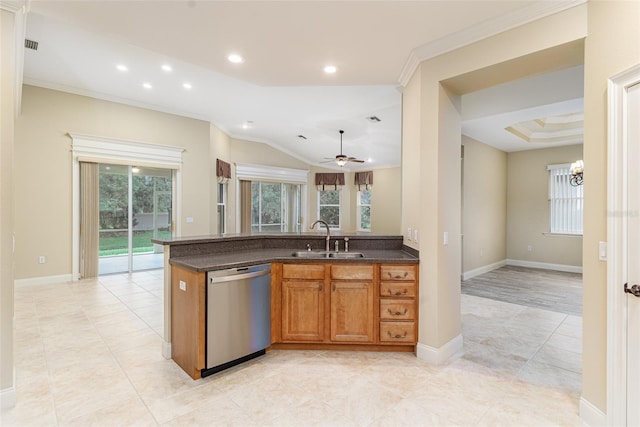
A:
321,130,365,167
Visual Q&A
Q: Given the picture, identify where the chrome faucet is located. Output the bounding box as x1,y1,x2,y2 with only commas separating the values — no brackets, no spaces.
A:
310,220,331,252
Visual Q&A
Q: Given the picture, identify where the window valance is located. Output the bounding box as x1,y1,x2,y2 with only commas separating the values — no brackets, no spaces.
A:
354,171,373,191
216,158,231,183
315,172,345,191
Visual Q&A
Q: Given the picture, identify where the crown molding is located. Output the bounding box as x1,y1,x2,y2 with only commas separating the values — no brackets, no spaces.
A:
398,0,587,87
0,1,26,13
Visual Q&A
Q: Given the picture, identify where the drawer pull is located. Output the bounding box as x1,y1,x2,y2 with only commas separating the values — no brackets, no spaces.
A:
388,272,409,280
387,330,408,339
387,308,408,316
388,288,408,296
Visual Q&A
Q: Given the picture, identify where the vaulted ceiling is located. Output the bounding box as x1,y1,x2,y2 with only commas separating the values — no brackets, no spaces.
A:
18,0,584,169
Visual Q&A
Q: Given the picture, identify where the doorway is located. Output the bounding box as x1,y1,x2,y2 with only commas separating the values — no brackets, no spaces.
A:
98,163,173,275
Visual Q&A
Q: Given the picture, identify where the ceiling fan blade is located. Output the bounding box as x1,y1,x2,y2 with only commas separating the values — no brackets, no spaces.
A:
349,159,365,163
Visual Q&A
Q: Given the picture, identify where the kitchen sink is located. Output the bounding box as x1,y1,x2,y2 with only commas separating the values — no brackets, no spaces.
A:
290,251,364,259
291,251,332,258
328,252,364,258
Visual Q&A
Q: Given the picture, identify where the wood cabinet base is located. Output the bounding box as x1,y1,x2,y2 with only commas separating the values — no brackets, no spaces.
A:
270,343,415,353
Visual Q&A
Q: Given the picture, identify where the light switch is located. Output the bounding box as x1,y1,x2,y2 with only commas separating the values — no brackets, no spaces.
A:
179,280,186,291
413,229,419,243
407,227,412,241
443,231,449,245
599,241,607,261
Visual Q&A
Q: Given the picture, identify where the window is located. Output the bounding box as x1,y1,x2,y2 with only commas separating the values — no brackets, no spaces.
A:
357,189,371,231
318,190,340,229
548,164,583,235
217,182,227,234
251,181,302,232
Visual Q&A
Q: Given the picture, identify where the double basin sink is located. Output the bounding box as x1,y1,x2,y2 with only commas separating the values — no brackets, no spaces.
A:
291,250,364,259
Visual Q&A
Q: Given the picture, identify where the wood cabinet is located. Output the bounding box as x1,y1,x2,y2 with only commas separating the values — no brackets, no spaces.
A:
280,264,326,342
379,264,417,345
170,265,206,379
272,262,417,349
330,264,374,342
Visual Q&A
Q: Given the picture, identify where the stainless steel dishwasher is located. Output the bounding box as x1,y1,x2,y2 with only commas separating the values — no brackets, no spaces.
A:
204,264,271,376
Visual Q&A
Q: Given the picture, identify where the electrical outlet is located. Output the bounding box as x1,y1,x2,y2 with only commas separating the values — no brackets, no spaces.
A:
527,245,533,252
179,280,186,291
443,231,449,245
38,256,45,264
407,227,412,241
413,229,419,243
186,217,194,223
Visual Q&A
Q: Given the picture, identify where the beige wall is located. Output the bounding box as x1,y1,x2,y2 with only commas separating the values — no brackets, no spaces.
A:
368,167,402,234
507,144,583,267
14,85,211,279
583,0,640,412
1,7,16,402
402,4,587,355
462,136,507,274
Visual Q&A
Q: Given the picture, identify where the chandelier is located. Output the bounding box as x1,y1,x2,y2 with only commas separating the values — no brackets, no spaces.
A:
570,160,584,186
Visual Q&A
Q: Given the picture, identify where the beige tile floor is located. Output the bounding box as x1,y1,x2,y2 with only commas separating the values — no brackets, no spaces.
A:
1,270,582,426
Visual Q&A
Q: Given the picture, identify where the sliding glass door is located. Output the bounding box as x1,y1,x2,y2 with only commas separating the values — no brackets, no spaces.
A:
98,164,172,274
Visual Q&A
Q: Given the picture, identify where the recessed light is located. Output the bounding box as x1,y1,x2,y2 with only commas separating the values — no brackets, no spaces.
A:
142,82,152,89
367,158,373,163
116,64,128,72
242,121,253,129
183,82,192,90
161,64,172,72
323,65,337,74
228,54,245,64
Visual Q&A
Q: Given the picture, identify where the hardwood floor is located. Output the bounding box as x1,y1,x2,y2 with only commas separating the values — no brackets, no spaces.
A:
462,265,583,316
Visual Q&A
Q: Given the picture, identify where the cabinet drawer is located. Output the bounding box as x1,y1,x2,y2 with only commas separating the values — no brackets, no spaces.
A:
331,265,373,280
380,299,415,320
380,265,416,281
283,264,326,280
380,282,416,298
380,321,415,343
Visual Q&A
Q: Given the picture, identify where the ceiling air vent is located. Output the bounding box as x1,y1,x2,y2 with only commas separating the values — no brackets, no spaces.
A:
24,39,39,50
366,115,381,123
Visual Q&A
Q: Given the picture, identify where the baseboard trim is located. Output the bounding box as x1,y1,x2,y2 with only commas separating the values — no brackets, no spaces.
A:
0,387,16,410
14,274,73,287
579,397,606,426
462,259,507,281
506,259,583,274
162,341,172,359
416,334,463,364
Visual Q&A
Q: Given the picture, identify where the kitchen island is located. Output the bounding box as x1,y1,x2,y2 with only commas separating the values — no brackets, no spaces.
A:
153,233,419,379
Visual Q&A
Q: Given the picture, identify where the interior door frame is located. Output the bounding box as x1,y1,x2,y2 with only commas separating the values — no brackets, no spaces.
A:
606,63,640,426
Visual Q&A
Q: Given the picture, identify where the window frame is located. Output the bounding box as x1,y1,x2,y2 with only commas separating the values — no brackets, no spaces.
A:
547,163,583,236
217,182,227,234
357,189,372,232
317,189,341,230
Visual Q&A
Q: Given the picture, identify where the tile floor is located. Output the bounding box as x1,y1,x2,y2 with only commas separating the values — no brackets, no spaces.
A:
1,270,583,426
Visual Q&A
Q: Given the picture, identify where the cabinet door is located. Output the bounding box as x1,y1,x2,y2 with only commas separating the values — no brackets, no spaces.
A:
281,280,324,342
330,281,374,342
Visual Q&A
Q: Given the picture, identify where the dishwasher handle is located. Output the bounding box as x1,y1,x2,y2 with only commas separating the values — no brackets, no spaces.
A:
209,268,270,284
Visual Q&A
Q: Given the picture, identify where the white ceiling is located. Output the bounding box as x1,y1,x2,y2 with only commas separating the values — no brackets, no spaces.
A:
19,0,584,170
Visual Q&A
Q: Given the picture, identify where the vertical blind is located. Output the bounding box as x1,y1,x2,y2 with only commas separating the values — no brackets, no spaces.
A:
548,164,583,234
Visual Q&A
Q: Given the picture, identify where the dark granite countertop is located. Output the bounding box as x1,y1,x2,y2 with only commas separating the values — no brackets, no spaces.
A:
157,233,418,272
169,248,418,272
